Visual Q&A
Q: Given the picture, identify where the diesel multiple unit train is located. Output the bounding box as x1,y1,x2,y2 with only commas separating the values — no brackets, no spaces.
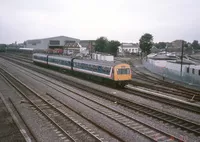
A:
32,53,132,87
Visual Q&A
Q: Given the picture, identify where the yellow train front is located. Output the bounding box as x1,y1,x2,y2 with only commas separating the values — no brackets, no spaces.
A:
112,63,132,87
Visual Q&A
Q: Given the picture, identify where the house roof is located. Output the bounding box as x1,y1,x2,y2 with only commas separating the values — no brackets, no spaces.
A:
121,43,139,48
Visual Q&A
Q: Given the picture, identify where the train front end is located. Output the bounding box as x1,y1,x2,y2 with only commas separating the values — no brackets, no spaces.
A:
113,64,132,87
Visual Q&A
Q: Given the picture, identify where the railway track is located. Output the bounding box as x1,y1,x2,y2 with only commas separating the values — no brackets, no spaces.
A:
1,57,200,141
0,68,106,142
2,53,32,64
131,68,200,101
129,80,200,101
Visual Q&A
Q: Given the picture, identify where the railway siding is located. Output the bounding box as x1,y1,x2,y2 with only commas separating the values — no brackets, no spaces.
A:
126,85,200,112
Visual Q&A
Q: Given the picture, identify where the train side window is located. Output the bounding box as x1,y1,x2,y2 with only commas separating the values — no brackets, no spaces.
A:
89,65,92,71
87,65,90,70
85,64,89,70
81,63,83,69
84,64,86,69
104,67,110,75
102,67,105,74
102,67,107,74
93,65,98,72
82,63,84,69
192,68,195,74
93,65,97,72
108,68,111,74
186,67,189,73
98,66,102,73
199,70,200,76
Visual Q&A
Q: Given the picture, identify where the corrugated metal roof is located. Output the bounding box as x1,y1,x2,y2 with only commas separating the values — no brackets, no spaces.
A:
26,36,80,42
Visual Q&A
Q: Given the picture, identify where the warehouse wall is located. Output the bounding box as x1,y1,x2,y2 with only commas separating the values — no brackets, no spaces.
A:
24,36,80,50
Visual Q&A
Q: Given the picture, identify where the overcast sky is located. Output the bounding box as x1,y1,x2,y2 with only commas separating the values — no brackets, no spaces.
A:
0,0,200,44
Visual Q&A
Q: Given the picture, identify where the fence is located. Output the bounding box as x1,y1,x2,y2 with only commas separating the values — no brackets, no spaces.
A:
143,59,200,87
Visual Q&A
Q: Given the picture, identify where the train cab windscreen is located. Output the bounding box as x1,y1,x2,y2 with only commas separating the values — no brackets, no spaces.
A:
117,68,130,74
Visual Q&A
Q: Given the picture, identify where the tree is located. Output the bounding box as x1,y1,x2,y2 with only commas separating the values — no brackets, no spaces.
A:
184,41,192,54
95,37,108,52
139,33,153,55
94,37,120,56
154,42,166,49
191,40,200,50
107,40,121,56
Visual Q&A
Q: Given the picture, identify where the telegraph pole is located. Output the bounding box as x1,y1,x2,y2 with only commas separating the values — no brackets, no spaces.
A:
180,40,184,76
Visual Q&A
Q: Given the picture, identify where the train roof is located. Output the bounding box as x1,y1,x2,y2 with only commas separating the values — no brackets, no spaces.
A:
33,53,129,67
74,58,119,67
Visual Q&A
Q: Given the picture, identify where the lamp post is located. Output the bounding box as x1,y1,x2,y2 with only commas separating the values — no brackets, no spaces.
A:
180,40,184,76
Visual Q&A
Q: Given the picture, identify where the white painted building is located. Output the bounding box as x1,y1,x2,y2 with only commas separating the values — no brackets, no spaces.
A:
24,36,80,50
118,43,140,53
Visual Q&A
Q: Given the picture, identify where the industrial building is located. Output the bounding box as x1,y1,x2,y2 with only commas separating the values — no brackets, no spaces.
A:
24,36,80,52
